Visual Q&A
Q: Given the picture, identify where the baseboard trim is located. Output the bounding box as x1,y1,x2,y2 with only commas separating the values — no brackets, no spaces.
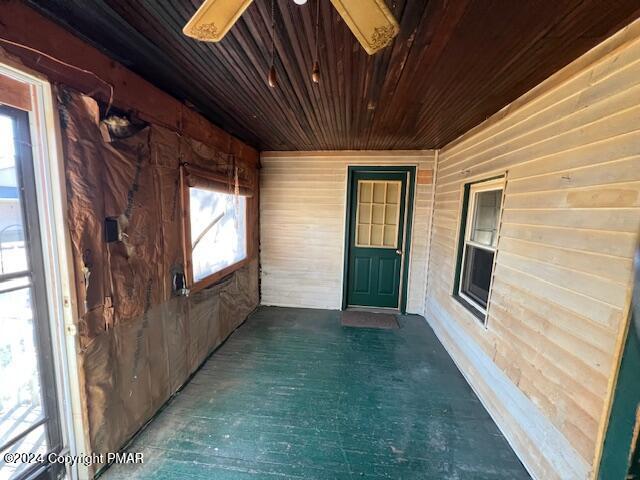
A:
260,301,423,315
425,299,590,480
259,301,340,310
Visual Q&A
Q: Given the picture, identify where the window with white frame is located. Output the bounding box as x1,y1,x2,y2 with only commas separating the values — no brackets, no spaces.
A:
456,177,504,318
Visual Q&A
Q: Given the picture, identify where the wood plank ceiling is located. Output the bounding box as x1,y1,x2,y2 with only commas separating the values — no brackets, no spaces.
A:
29,0,640,151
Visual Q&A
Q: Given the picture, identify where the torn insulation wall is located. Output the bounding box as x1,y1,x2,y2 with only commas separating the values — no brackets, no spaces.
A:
58,89,260,470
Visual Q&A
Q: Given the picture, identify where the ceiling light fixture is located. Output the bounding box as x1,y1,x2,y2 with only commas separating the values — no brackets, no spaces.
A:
293,0,308,5
268,0,277,88
183,0,399,56
311,0,320,84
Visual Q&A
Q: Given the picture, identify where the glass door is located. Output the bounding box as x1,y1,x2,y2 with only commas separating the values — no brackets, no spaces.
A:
0,105,63,479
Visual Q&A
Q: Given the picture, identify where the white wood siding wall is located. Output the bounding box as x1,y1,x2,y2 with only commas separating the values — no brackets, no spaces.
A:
260,151,435,314
425,19,640,480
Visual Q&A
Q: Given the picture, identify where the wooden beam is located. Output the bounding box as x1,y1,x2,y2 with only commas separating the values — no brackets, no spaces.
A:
0,72,32,111
0,0,258,165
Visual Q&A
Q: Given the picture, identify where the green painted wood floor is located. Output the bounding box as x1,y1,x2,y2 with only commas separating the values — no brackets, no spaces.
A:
103,307,529,479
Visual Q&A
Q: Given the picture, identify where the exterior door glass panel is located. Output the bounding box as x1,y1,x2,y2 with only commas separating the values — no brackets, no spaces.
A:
0,106,63,479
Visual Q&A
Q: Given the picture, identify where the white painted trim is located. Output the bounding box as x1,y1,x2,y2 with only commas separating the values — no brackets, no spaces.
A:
423,150,438,317
260,300,340,311
0,63,88,479
400,170,414,310
426,299,591,480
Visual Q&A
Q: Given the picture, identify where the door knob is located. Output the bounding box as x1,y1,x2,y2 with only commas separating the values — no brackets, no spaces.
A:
396,249,402,255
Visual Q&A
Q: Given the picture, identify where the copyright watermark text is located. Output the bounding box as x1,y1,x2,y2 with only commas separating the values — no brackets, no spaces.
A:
3,451,143,466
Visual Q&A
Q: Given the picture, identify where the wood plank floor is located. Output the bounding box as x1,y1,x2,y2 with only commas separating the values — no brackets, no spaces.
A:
102,307,529,479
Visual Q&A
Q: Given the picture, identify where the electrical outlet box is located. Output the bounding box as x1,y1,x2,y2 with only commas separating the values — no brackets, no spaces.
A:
104,217,121,243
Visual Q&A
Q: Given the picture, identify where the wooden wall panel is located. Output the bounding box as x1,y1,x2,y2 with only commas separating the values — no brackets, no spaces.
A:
425,18,640,479
24,0,640,151
260,151,434,314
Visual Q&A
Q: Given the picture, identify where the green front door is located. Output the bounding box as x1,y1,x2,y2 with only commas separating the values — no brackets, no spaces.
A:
346,171,408,308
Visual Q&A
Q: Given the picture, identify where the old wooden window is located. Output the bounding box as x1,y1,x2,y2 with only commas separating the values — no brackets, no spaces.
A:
181,166,249,291
455,177,504,319
189,188,247,282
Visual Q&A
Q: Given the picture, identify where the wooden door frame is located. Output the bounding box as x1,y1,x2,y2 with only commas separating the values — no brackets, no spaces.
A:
341,165,416,313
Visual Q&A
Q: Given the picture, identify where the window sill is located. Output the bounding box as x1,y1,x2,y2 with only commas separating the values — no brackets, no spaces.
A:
453,294,486,324
190,257,251,294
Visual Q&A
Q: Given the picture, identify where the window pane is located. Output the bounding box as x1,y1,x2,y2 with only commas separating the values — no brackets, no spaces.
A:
355,180,401,248
0,283,47,453
461,245,494,309
470,189,502,247
0,115,28,275
0,425,49,480
189,188,247,282
0,423,48,479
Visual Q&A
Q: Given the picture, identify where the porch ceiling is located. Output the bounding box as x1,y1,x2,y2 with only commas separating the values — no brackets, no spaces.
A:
28,0,640,151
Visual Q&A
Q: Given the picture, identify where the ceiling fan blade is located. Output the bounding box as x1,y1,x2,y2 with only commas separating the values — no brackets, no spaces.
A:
330,0,399,55
183,0,254,42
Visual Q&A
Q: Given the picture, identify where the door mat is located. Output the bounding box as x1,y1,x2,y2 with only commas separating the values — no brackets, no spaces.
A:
341,310,399,329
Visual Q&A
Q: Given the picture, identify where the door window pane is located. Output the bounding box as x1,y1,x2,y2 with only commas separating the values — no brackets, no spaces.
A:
355,180,401,248
189,188,247,282
470,189,502,247
0,115,28,275
0,104,62,477
0,423,48,479
0,284,47,450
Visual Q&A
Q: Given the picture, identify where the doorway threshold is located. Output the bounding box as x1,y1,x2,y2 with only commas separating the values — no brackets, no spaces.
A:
345,306,400,314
